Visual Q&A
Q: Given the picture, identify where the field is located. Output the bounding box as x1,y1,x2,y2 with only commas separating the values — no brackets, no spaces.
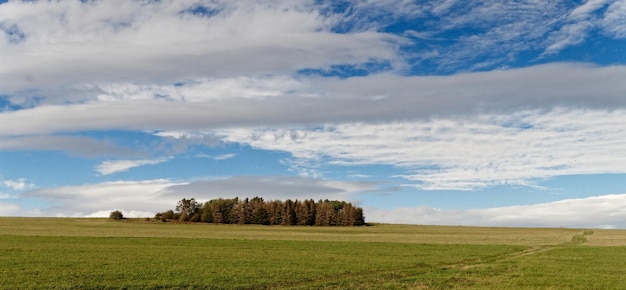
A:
1,218,626,289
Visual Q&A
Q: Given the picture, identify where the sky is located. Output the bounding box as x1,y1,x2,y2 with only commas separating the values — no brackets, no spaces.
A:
1,0,626,228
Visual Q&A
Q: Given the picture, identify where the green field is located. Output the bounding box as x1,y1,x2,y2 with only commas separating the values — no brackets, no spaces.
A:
1,218,626,289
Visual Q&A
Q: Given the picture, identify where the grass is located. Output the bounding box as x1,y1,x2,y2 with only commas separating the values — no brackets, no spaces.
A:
0,217,583,244
1,218,626,289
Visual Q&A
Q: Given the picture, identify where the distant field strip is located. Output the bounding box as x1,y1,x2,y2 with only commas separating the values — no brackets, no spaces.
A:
0,218,588,244
1,218,626,289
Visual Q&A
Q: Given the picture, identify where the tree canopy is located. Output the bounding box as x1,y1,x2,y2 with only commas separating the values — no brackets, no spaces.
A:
155,197,365,226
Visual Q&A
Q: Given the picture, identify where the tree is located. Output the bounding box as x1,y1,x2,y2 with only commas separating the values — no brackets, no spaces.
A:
304,199,317,226
315,202,331,226
201,202,214,223
176,198,201,222
109,210,124,220
253,207,270,225
353,207,366,226
155,209,175,222
266,200,282,225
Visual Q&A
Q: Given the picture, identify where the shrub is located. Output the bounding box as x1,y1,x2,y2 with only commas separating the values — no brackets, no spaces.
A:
109,210,124,220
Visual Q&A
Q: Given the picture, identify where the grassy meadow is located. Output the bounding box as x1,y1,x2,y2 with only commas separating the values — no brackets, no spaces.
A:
1,218,626,289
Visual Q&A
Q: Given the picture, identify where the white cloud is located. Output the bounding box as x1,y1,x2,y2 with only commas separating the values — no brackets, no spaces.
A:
601,0,626,38
96,76,306,103
544,21,595,55
0,202,22,216
367,193,626,229
20,176,380,217
195,153,237,160
397,1,575,70
22,179,184,217
2,178,34,191
217,108,626,190
570,0,611,20
212,154,237,160
542,0,615,55
0,0,402,97
0,0,623,99
95,157,172,175
85,210,156,218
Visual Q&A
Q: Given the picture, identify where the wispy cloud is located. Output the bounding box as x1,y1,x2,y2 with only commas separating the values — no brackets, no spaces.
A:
95,157,172,175
212,154,237,160
195,153,236,160
601,0,626,38
217,108,626,190
543,0,611,55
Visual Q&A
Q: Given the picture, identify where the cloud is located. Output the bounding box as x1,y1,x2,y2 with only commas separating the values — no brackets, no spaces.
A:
543,0,611,55
1,63,625,137
212,154,237,160
0,0,402,97
601,0,626,38
1,1,623,98
385,0,579,71
0,202,23,216
195,153,237,160
2,178,34,191
96,76,305,102
95,157,172,175
84,210,157,219
367,193,626,229
20,176,382,217
217,108,626,190
22,179,184,217
162,176,382,202
1,62,624,190
18,176,626,228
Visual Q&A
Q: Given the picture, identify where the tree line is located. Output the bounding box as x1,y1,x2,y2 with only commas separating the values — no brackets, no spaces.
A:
154,197,366,226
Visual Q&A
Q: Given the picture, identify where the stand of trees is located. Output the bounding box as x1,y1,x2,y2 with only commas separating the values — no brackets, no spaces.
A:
155,197,365,226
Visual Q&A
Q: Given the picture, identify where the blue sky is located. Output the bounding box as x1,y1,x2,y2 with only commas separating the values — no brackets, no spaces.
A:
2,0,626,228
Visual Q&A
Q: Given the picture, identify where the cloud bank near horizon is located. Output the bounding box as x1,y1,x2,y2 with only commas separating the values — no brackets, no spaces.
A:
3,176,626,228
369,193,626,229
